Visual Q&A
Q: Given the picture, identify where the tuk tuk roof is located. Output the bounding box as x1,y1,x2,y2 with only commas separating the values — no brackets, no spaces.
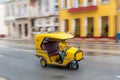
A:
34,32,73,40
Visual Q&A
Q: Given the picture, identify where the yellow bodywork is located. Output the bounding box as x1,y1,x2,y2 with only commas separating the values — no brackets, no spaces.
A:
34,32,73,50
34,32,83,67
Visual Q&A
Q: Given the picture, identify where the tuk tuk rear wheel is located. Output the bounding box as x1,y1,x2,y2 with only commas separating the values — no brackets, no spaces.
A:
40,58,47,67
70,61,79,70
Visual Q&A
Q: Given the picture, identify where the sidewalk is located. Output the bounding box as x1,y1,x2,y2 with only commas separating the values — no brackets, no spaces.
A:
0,37,33,41
0,37,119,46
70,38,115,42
0,37,116,43
0,37,120,56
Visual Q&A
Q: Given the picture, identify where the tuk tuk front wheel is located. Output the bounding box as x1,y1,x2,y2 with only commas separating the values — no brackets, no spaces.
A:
40,58,47,67
70,61,79,70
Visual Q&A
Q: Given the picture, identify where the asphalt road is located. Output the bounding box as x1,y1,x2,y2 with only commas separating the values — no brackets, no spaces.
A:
0,40,120,80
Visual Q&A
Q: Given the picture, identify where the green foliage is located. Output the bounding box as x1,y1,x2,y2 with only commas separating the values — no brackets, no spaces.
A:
75,26,80,36
101,24,108,37
87,25,94,37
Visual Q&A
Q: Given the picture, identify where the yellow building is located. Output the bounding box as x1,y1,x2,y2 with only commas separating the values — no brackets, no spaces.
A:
59,0,120,39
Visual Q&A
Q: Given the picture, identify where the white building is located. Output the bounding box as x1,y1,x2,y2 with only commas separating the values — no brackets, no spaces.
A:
33,0,59,34
5,0,33,38
0,3,8,37
5,0,59,38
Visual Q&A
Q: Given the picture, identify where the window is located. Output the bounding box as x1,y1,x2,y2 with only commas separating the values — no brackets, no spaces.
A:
61,0,69,9
11,5,14,16
31,19,35,27
54,5,58,11
18,5,21,15
54,18,59,23
6,5,10,16
88,0,93,6
46,27,51,32
62,19,69,32
72,0,79,8
45,0,49,12
24,4,27,13
116,0,120,11
39,27,42,32
38,0,42,12
100,0,110,4
55,0,58,4
55,26,58,31
85,0,97,6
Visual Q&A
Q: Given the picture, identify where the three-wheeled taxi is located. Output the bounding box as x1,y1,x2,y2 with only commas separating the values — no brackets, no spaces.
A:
34,32,83,70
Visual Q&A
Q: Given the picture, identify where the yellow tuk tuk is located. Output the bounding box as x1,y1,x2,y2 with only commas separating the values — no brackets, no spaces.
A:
34,32,83,70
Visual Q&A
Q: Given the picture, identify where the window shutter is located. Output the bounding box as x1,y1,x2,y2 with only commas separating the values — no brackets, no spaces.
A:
67,0,70,9
72,19,75,34
99,17,102,36
61,0,64,9
61,20,65,32
84,0,88,6
84,18,88,36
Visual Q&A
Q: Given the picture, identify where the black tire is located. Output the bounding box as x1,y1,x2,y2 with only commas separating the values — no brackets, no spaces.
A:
40,58,47,67
70,61,79,70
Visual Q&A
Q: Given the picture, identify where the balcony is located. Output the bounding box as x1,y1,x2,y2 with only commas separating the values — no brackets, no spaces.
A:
5,16,15,21
68,5,97,13
15,14,29,19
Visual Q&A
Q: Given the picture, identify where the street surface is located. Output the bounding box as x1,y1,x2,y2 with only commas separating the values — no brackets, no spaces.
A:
0,40,120,80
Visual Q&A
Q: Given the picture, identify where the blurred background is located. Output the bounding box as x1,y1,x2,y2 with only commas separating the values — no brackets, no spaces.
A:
0,0,120,42
0,1,120,80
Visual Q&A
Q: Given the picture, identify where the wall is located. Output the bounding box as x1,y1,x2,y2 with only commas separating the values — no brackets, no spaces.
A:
0,4,8,35
59,0,117,38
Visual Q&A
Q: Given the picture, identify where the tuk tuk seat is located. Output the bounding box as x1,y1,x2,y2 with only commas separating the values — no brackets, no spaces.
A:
41,41,59,57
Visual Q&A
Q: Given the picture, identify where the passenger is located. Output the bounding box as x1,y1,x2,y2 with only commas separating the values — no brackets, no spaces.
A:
59,40,69,60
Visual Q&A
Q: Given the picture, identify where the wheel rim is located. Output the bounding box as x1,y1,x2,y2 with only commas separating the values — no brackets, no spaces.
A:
72,63,77,69
41,60,45,66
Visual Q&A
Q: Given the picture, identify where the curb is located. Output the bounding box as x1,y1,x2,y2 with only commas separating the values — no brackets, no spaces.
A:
0,38,34,41
0,37,115,41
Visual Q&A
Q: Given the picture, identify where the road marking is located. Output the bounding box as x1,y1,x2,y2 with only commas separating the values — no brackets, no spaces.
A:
0,77,8,80
0,55,4,57
116,76,120,78
0,45,8,48
82,49,120,54
12,48,35,52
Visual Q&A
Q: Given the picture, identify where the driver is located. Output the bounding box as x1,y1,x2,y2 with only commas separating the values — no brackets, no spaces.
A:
59,40,69,60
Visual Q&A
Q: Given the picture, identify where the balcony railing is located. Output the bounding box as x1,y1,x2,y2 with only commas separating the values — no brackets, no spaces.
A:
69,5,97,13
15,14,29,19
5,16,15,21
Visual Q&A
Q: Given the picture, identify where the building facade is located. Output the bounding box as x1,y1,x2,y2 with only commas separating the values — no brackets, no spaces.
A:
5,0,59,38
0,3,8,37
32,0,59,35
5,0,33,38
5,0,15,37
59,0,120,39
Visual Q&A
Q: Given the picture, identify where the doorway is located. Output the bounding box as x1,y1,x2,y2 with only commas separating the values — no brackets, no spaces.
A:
18,24,22,37
101,16,108,37
25,24,28,37
74,19,80,37
87,17,94,38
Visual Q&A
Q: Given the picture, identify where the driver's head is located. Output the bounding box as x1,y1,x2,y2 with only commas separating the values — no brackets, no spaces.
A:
61,40,65,42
